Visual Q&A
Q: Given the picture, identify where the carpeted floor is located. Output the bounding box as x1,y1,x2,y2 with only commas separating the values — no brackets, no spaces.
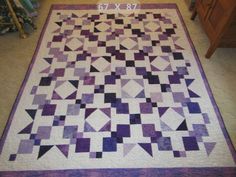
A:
0,2,235,176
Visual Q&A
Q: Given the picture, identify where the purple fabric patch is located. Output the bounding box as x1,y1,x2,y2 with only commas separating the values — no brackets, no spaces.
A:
142,124,156,137
18,140,34,154
183,137,199,151
117,125,130,137
76,138,90,152
36,126,52,139
140,103,153,114
42,104,56,116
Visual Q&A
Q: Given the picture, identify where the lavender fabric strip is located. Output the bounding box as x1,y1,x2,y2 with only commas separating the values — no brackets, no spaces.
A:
0,167,236,177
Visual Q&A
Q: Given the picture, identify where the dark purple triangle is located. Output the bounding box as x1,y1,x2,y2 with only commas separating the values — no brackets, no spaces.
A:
72,13,78,18
158,107,169,117
56,145,69,157
188,89,200,98
120,45,128,50
139,143,153,156
100,108,111,117
52,91,63,100
149,56,156,62
103,56,111,63
176,120,188,131
66,91,77,99
136,90,145,98
44,58,53,64
64,45,72,51
69,80,79,88
85,108,96,119
94,28,100,33
25,109,37,119
99,121,111,132
18,122,33,134
185,79,194,87
55,21,62,27
38,145,54,159
90,66,99,72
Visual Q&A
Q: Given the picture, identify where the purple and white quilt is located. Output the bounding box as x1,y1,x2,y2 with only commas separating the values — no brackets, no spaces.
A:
0,4,235,177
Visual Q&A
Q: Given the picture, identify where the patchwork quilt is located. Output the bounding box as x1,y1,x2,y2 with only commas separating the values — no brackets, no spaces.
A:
0,4,235,177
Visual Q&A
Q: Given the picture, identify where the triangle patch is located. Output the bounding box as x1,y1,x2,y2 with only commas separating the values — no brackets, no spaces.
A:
44,58,53,64
164,65,172,71
38,145,54,159
120,45,128,50
136,90,145,98
99,121,111,132
204,142,216,156
55,22,62,27
176,120,188,131
100,108,111,117
84,122,96,132
85,108,96,119
174,44,184,50
188,89,200,98
151,65,161,71
52,91,62,100
69,80,79,88
158,107,169,117
185,79,194,87
64,45,72,51
172,107,184,117
40,66,50,74
160,121,173,131
18,122,33,134
122,90,132,98
90,66,100,72
56,145,69,157
65,91,77,99
25,109,37,119
72,13,78,18
139,143,153,156
123,143,136,156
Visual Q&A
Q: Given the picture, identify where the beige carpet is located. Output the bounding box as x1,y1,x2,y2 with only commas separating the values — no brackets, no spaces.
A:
0,0,236,149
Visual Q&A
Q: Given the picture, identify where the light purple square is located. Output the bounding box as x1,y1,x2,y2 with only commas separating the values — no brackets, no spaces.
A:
81,94,94,104
67,104,80,115
33,94,47,105
36,126,52,139
18,140,34,154
140,103,153,114
142,124,156,137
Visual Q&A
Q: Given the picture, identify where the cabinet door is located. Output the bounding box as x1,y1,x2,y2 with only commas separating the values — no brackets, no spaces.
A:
196,0,213,19
206,0,235,40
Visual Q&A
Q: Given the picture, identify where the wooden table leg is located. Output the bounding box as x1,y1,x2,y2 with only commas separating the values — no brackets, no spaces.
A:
205,44,217,58
6,0,27,38
191,8,197,20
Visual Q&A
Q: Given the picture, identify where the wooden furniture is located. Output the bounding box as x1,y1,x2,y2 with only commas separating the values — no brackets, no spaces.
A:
191,0,236,58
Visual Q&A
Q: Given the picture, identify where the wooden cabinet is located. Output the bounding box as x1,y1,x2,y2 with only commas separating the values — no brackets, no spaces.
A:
191,0,236,58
